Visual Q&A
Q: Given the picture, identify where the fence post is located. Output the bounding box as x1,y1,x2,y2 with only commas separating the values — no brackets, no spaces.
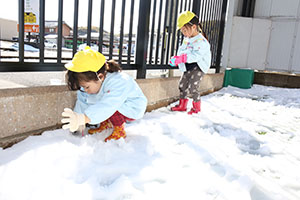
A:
192,0,201,17
18,0,24,63
215,0,228,73
57,0,63,63
39,0,45,63
135,0,151,79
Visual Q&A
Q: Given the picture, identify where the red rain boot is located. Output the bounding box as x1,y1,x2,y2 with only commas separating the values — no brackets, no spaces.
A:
88,120,113,135
188,101,201,115
105,124,126,142
171,99,188,111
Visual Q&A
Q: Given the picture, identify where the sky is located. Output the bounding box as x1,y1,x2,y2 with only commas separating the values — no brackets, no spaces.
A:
0,84,300,200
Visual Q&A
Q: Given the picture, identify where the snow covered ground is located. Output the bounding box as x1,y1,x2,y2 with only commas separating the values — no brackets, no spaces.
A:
0,85,300,200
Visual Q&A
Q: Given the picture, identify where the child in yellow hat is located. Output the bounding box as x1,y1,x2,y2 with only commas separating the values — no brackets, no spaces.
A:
61,46,147,142
169,11,211,114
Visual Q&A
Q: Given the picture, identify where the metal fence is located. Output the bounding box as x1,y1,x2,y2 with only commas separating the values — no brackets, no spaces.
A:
0,0,228,79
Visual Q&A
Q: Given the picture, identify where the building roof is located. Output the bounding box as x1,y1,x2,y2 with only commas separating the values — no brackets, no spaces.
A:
45,21,72,30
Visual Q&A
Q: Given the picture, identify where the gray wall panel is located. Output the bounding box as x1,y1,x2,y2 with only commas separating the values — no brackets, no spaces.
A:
267,21,296,71
228,17,252,68
291,22,300,73
247,18,271,70
270,0,300,17
254,0,272,17
225,0,300,74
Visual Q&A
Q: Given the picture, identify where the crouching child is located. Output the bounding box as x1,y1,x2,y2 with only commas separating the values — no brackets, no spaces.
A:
61,46,147,142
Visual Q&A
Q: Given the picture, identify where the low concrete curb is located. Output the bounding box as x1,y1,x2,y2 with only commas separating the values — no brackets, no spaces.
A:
254,71,300,88
0,73,224,148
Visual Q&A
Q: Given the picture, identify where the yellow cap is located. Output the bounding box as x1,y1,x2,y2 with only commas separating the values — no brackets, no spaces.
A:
64,46,106,72
177,11,196,29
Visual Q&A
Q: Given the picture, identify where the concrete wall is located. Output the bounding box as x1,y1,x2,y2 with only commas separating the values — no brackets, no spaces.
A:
0,73,224,148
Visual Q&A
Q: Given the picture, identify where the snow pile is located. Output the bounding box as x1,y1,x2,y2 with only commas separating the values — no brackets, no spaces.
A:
0,85,300,200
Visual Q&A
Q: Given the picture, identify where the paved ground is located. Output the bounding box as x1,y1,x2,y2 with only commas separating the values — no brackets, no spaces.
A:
0,70,184,89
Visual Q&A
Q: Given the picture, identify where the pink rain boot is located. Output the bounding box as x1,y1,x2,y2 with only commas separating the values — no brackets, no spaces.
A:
171,99,188,111
188,101,201,115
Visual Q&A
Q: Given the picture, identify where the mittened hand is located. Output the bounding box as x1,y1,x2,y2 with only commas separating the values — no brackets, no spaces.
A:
168,54,187,66
169,57,177,67
61,108,86,132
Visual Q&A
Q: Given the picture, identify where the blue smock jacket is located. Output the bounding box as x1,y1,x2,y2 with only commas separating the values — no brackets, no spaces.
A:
177,33,211,73
74,72,147,125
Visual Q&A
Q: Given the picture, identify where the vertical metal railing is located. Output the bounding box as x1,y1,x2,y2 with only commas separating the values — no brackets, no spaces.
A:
39,0,45,63
192,0,200,16
127,0,135,66
165,0,174,63
160,0,169,65
170,0,179,58
148,0,157,64
1,0,228,76
109,0,116,60
212,0,222,67
215,0,228,73
154,0,163,66
87,0,93,46
98,0,105,53
136,0,151,78
72,0,79,56
175,0,183,53
57,0,63,63
144,0,228,73
18,0,24,63
118,0,126,64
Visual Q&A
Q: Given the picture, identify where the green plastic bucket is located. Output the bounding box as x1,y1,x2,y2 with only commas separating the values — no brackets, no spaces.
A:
223,68,254,89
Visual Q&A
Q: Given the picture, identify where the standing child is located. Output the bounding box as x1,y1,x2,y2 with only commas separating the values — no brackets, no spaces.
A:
61,46,147,142
169,11,211,114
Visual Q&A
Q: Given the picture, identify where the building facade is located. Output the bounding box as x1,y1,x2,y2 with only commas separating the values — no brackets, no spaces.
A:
0,18,17,40
45,21,72,37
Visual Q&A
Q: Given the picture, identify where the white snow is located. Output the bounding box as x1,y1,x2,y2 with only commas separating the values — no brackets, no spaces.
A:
0,84,300,200
10,43,39,52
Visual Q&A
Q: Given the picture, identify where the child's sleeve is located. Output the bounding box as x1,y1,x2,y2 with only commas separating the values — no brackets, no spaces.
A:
74,90,88,114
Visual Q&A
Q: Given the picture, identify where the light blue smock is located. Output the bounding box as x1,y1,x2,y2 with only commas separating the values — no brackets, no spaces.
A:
74,72,147,125
177,33,211,73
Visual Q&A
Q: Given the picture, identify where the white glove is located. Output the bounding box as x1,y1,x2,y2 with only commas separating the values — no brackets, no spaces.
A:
78,125,86,133
61,108,86,132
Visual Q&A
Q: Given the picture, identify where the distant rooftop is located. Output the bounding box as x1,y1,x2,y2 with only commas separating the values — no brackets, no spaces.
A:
45,20,72,30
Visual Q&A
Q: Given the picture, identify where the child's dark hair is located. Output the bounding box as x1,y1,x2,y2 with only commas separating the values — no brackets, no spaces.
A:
184,15,208,40
66,60,122,91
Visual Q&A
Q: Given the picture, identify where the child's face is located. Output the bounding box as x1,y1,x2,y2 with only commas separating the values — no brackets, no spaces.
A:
180,24,198,38
79,79,102,94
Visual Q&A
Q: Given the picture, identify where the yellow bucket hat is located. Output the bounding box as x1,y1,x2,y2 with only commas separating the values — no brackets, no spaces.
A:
177,11,196,30
65,46,106,72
